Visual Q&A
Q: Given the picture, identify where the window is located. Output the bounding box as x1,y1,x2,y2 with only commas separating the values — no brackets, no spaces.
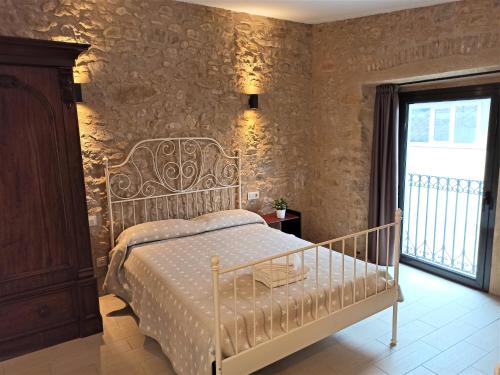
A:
408,101,484,147
454,105,477,144
434,108,450,141
409,108,430,142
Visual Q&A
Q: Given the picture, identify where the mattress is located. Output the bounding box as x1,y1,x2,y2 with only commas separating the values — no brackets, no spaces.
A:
104,209,395,375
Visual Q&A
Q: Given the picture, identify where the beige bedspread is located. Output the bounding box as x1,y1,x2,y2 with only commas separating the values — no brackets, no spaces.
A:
104,209,395,375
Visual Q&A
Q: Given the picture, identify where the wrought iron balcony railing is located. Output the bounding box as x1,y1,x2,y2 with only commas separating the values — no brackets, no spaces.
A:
402,173,483,277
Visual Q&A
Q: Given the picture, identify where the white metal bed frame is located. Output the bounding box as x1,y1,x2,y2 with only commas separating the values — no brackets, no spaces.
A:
211,213,401,374
104,137,401,375
104,137,242,246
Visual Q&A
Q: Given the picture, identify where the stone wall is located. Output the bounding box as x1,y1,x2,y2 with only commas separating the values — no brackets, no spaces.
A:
308,0,500,292
0,0,311,290
2,0,500,293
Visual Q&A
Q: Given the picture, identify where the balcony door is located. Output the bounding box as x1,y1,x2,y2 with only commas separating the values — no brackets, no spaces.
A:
399,84,499,290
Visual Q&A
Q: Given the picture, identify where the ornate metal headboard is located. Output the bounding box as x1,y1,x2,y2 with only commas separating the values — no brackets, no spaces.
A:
104,137,241,247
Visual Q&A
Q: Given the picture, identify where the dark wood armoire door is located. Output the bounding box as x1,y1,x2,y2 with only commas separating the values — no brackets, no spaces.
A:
0,66,77,294
0,36,102,360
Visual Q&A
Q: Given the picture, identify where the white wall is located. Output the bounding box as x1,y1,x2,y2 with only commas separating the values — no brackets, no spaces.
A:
406,146,486,181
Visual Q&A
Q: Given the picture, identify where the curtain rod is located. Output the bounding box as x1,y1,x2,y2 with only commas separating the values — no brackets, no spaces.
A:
398,69,500,86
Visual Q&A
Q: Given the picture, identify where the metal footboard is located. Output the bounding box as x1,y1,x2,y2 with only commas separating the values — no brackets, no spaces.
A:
210,209,402,374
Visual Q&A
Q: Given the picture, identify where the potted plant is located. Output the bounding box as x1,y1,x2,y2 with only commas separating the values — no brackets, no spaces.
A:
272,198,288,219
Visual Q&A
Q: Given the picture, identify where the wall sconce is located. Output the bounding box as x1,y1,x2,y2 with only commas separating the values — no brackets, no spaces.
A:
72,83,83,103
248,94,258,109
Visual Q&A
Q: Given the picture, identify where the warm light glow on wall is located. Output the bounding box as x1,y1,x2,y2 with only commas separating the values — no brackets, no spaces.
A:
238,109,261,144
242,108,259,125
76,103,95,134
73,66,91,84
51,35,79,43
241,81,263,95
234,26,267,145
235,109,265,195
234,26,267,95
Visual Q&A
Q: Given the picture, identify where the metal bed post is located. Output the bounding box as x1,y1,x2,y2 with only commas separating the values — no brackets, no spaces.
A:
103,157,114,248
236,149,242,209
391,208,403,346
211,256,222,375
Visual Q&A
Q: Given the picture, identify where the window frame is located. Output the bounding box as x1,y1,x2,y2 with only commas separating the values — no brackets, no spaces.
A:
398,83,500,291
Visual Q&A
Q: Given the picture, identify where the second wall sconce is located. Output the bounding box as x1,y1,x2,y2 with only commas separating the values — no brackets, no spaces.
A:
248,94,258,109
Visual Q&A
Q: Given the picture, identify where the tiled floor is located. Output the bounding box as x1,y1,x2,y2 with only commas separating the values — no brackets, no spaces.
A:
1,265,498,375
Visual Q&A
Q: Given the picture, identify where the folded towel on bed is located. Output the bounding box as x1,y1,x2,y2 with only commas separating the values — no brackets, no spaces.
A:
254,253,309,288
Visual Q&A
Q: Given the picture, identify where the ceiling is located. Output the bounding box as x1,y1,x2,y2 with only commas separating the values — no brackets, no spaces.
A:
179,0,459,24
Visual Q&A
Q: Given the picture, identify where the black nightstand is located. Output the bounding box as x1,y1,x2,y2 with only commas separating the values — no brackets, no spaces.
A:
261,209,301,238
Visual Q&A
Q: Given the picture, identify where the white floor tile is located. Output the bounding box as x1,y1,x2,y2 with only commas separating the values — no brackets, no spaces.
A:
419,291,470,311
140,355,176,375
471,348,500,374
336,362,389,375
459,366,487,375
406,366,436,375
423,341,487,375
374,340,440,375
380,300,436,326
378,320,436,349
336,318,392,344
325,337,396,373
419,302,471,328
52,363,99,375
307,339,363,373
459,304,500,329
453,291,500,311
420,319,478,351
465,320,500,352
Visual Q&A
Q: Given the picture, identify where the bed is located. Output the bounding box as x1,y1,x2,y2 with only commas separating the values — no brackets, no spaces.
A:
103,138,402,375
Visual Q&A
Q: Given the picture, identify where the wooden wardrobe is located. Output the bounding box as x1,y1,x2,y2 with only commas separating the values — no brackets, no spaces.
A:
0,36,102,359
